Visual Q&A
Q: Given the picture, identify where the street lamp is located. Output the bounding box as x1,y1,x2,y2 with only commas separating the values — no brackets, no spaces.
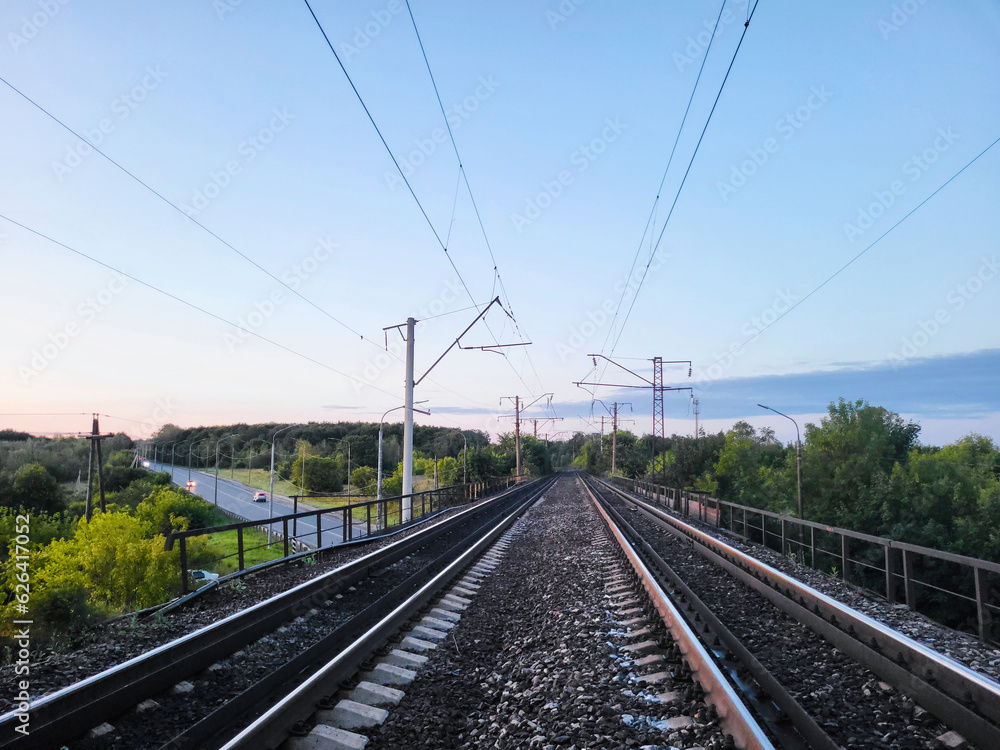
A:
453,429,468,485
214,434,238,506
758,404,803,520
332,437,354,500
268,425,299,545
164,440,178,481
378,403,430,515
187,438,210,482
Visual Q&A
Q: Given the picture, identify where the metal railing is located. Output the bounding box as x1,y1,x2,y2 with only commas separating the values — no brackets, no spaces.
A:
165,475,522,592
611,476,1000,644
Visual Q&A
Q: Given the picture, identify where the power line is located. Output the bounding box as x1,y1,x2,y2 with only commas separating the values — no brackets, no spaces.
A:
600,0,730,357
0,412,88,417
609,0,762,357
0,212,403,399
404,0,544,394
697,133,1000,373
301,0,541,396
0,76,497,411
0,76,381,350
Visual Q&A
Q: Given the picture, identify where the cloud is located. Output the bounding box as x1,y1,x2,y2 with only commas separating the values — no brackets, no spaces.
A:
551,349,1000,423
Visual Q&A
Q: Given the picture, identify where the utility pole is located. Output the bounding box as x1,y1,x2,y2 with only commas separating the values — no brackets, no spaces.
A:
403,316,415,518
501,393,553,479
385,298,517,516
590,400,630,476
532,417,563,439
504,395,521,477
82,414,112,521
576,356,690,482
692,398,700,440
612,402,618,476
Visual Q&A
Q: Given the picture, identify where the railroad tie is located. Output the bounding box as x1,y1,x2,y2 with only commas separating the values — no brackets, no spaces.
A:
290,529,519,750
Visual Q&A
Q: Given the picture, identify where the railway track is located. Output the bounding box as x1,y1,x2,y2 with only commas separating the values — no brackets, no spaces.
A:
0,477,554,750
584,474,1000,750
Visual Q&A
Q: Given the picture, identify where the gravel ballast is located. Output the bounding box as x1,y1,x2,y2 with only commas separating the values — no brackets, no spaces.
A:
366,475,733,750
0,505,473,711
597,481,978,750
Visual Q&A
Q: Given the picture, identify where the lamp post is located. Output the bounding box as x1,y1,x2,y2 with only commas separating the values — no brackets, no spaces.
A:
268,425,298,545
165,441,178,481
758,404,803,520
214,434,238,506
378,403,430,525
333,437,354,500
446,428,468,485
187,438,209,482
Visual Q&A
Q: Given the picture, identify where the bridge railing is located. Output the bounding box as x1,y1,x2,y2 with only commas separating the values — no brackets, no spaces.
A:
610,475,1000,644
165,475,522,592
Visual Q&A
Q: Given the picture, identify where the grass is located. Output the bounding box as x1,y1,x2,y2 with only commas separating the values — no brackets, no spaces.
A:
228,468,304,497
189,526,284,576
233,468,438,500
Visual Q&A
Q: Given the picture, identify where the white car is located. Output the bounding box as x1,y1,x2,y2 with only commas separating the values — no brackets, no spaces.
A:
253,491,267,502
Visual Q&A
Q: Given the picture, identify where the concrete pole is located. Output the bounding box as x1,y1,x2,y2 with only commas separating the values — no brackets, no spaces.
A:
612,402,618,476
214,440,221,506
795,435,804,520
403,316,415,521
377,423,384,499
514,395,521,477
268,442,277,546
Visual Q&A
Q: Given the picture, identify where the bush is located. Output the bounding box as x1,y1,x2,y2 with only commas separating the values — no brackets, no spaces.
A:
292,455,344,493
136,487,220,536
103,465,149,493
6,463,63,513
350,466,377,494
0,509,76,561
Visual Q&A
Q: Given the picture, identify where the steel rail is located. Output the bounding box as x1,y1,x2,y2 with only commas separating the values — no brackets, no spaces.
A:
218,476,557,749
159,475,557,750
594,476,1000,750
0,479,544,750
581,478,776,750
584,476,836,750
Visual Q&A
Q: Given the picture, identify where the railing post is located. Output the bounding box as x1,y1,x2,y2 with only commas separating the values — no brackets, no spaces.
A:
841,534,851,582
180,537,189,594
237,527,245,571
903,548,916,609
366,503,372,537
809,526,816,568
975,566,992,643
293,496,298,538
885,545,898,603
781,518,787,555
283,518,289,557
742,507,747,539
317,511,323,548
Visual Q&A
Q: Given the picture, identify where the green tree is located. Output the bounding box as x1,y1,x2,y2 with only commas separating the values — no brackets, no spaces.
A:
709,422,789,511
803,399,919,527
136,486,219,536
7,463,63,513
292,455,344,493
350,466,377,494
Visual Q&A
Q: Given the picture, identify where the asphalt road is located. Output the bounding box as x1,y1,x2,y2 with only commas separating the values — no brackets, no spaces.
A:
146,461,365,548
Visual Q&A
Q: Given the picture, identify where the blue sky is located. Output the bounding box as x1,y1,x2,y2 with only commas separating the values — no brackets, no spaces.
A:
1,0,997,446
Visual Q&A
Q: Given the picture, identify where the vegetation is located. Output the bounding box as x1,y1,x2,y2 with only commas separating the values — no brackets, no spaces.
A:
0,432,242,655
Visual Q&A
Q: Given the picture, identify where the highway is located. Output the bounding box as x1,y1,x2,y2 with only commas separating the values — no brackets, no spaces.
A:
146,461,366,548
